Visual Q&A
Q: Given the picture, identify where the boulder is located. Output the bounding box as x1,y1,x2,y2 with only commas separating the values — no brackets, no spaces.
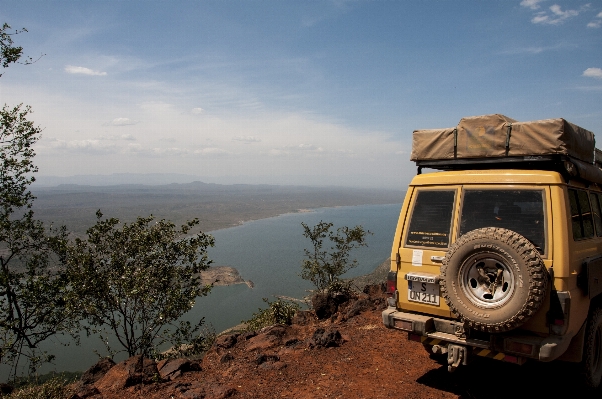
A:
311,292,351,320
94,355,158,392
214,333,239,350
345,298,373,319
80,357,116,385
157,358,200,380
309,328,344,348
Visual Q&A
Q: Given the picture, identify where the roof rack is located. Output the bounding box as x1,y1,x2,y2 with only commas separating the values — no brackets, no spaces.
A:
416,154,602,185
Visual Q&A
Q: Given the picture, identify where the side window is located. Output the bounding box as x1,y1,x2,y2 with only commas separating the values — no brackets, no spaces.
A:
568,188,595,240
405,190,455,248
590,193,602,237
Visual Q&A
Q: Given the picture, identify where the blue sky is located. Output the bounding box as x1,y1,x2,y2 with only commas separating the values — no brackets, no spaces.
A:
1,0,601,188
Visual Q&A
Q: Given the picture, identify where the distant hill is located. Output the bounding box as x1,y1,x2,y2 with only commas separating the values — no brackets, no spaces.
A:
31,181,403,235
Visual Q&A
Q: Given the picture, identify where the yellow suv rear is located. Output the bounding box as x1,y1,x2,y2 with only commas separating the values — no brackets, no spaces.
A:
382,115,602,388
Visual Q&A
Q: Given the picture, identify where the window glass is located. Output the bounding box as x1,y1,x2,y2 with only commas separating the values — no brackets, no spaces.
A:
406,190,455,248
590,193,602,237
578,190,595,238
569,189,583,239
460,190,545,253
568,188,595,240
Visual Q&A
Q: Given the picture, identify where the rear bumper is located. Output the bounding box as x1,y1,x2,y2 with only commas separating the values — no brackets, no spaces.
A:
382,307,572,362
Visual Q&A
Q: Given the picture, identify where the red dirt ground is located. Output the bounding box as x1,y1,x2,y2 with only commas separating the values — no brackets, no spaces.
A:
84,290,602,399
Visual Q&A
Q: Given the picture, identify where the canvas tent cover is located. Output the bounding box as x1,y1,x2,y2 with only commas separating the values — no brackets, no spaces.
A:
410,114,596,164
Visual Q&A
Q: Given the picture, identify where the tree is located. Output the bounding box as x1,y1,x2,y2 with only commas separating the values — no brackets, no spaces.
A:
300,221,370,295
0,104,75,378
66,212,215,358
0,23,37,77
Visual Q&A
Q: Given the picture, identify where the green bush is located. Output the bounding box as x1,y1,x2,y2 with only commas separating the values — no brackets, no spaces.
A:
301,221,370,295
243,298,300,331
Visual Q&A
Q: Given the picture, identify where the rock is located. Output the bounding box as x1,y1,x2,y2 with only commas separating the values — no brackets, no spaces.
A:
246,332,280,351
214,333,239,350
284,338,301,347
345,298,373,319
181,384,237,399
239,331,257,341
259,324,287,337
220,353,235,363
94,355,158,392
206,385,237,399
309,328,344,348
259,361,287,370
311,293,337,319
291,310,314,325
254,353,280,365
80,357,116,385
70,385,101,399
311,292,351,320
181,387,205,399
157,358,199,380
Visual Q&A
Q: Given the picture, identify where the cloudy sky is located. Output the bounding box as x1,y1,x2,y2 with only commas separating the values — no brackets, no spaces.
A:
1,1,601,188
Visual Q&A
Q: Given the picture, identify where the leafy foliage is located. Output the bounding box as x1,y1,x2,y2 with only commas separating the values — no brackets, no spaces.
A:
156,319,216,360
301,221,370,294
65,212,215,358
0,23,36,77
0,104,75,378
243,298,300,331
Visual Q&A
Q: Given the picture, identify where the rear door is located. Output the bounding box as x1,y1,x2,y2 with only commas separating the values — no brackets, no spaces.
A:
397,187,459,317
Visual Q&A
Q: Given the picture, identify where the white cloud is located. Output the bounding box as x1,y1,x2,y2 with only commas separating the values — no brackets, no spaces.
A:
194,147,230,155
583,68,602,79
285,143,323,151
520,0,545,10
530,4,582,25
64,65,107,76
191,107,205,115
45,138,118,154
108,117,138,126
232,136,261,143
588,11,602,28
99,134,136,141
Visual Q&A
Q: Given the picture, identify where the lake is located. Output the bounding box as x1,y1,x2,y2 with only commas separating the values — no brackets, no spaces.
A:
1,203,401,379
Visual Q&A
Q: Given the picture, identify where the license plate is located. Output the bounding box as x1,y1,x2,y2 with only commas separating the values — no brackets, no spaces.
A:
408,280,440,305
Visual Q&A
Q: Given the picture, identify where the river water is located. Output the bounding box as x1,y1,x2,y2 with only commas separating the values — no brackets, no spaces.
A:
2,203,401,379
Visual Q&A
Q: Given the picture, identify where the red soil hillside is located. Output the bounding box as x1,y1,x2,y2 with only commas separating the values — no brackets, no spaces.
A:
70,286,601,399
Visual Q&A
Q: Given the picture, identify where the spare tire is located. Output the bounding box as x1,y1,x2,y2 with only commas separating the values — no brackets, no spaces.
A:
440,227,547,332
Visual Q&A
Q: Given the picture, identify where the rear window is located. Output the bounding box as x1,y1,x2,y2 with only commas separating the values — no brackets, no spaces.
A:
460,189,546,254
406,190,456,248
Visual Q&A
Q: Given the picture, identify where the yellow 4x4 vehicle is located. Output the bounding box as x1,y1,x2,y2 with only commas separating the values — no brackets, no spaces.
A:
382,114,602,388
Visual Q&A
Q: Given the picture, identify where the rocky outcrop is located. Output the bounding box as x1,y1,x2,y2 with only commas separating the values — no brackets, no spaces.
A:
67,284,388,399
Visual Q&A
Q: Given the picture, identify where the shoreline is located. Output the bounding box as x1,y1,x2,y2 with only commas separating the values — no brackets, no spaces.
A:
204,203,401,233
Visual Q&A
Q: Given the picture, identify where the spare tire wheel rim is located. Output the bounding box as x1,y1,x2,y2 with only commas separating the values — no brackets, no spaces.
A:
459,252,515,309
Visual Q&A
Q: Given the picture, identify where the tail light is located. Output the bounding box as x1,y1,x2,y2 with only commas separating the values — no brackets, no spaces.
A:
386,271,397,296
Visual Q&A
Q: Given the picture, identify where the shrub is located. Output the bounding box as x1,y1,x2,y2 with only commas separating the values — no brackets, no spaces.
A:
243,298,300,331
300,221,370,295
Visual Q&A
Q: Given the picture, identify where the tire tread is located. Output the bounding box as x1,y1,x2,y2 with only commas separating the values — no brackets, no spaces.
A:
440,227,547,333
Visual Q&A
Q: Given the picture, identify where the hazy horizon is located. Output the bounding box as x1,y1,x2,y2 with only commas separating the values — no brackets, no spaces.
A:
31,172,408,189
